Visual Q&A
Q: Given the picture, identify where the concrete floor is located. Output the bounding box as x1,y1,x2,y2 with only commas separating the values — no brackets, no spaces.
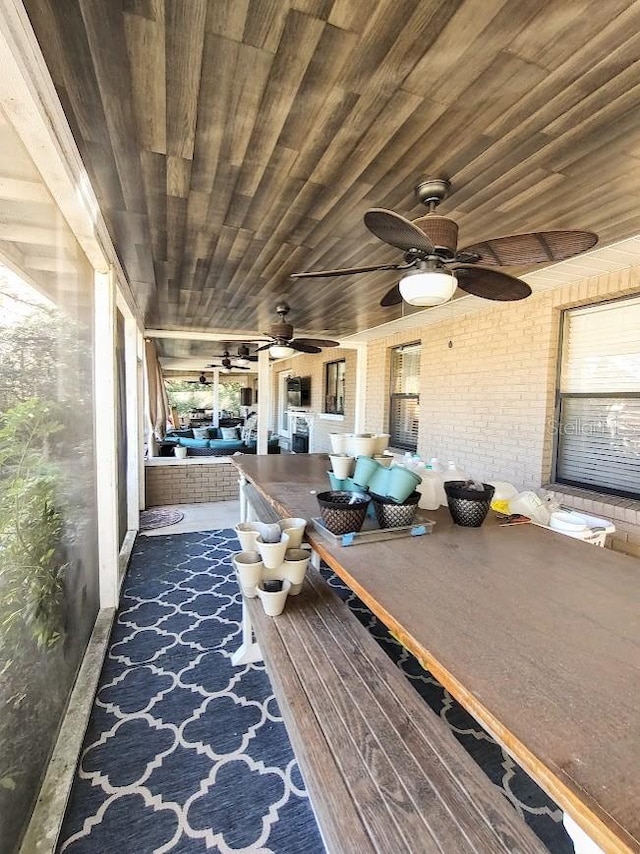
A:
140,500,241,536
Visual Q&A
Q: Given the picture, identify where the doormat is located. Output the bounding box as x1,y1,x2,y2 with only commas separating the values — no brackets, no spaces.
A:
139,508,184,530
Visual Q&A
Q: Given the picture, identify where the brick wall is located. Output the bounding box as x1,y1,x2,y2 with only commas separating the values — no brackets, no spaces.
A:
364,265,640,557
145,459,239,506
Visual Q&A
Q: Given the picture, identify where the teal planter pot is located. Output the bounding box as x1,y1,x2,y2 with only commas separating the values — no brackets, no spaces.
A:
386,466,422,503
352,455,380,489
367,464,391,497
328,472,361,492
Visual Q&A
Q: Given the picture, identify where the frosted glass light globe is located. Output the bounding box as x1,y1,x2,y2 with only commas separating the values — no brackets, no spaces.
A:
398,270,457,306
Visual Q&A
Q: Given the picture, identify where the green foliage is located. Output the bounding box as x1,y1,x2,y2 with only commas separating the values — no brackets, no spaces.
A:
0,296,92,414
166,380,244,416
0,398,67,649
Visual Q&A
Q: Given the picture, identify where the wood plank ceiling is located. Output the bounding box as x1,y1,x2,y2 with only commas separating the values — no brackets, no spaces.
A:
19,0,640,364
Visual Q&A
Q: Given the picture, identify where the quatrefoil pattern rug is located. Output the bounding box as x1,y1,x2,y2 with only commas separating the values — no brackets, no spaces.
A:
57,530,324,853
59,529,572,853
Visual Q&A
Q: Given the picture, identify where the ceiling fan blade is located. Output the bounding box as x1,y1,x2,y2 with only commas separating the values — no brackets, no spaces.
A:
459,230,598,266
292,337,340,348
380,283,402,307
454,265,532,301
253,342,272,352
290,341,322,354
290,262,405,279
364,208,435,254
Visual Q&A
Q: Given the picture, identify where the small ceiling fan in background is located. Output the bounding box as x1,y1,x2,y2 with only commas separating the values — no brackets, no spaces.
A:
252,303,340,358
182,373,213,385
290,178,598,308
206,347,254,371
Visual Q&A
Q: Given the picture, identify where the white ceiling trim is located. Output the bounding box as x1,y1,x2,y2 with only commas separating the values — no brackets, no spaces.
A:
340,235,640,344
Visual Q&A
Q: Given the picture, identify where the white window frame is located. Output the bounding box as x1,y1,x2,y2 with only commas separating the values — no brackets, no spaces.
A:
554,295,640,499
388,341,421,452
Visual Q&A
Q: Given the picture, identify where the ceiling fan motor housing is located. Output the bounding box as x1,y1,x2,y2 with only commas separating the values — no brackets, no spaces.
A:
412,215,458,260
271,321,294,340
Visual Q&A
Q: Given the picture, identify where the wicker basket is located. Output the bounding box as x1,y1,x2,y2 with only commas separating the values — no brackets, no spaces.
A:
444,481,495,527
370,491,420,528
316,491,370,535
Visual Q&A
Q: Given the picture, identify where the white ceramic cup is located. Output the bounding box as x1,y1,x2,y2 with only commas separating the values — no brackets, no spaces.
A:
255,531,290,570
234,521,262,551
281,548,310,595
329,433,348,454
350,435,377,457
372,433,390,454
256,579,292,616
329,454,355,479
232,550,264,598
278,518,307,549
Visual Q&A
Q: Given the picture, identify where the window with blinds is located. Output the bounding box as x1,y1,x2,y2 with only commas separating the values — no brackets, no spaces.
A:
389,342,421,450
555,296,640,498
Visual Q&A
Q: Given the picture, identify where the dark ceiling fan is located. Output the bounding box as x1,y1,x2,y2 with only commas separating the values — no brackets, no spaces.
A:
182,373,212,385
290,178,598,307
206,348,253,371
236,344,259,362
252,303,339,355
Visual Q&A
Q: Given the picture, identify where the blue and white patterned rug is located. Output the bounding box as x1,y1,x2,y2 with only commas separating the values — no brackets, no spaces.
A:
58,529,573,853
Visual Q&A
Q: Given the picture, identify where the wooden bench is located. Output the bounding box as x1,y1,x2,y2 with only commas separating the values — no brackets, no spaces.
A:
240,485,546,853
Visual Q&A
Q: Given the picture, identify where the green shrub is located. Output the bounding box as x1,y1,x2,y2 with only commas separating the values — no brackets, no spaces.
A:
0,399,67,649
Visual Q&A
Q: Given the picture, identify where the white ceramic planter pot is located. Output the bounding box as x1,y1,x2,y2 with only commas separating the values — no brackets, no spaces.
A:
351,435,377,457
329,454,355,479
232,550,264,598
372,433,390,454
256,522,282,543
255,531,290,569
281,548,310,595
256,579,292,616
329,433,349,454
174,446,188,459
234,521,262,551
278,518,307,549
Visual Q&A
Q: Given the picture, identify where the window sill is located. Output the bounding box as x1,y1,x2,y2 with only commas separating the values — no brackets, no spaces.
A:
545,482,640,526
318,413,345,421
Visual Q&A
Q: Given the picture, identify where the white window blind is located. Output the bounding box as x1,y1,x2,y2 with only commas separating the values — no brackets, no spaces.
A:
556,297,640,498
389,342,420,450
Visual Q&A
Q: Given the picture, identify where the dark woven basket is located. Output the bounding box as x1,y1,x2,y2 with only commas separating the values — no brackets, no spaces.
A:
443,481,495,527
316,490,370,535
370,491,420,528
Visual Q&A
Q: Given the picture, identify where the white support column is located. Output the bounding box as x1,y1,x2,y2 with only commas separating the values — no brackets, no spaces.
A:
137,330,145,510
212,368,220,428
94,270,119,609
354,342,368,434
257,349,270,454
122,304,141,532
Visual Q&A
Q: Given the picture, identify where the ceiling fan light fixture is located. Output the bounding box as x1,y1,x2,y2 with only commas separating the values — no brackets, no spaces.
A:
398,269,458,306
236,357,249,367
269,343,295,359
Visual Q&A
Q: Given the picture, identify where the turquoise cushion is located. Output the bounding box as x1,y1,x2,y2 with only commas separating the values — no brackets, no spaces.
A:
178,437,210,448
170,429,194,439
209,439,243,448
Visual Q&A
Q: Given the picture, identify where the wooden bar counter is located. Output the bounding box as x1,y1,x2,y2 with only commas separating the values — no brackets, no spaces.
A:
232,454,640,853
